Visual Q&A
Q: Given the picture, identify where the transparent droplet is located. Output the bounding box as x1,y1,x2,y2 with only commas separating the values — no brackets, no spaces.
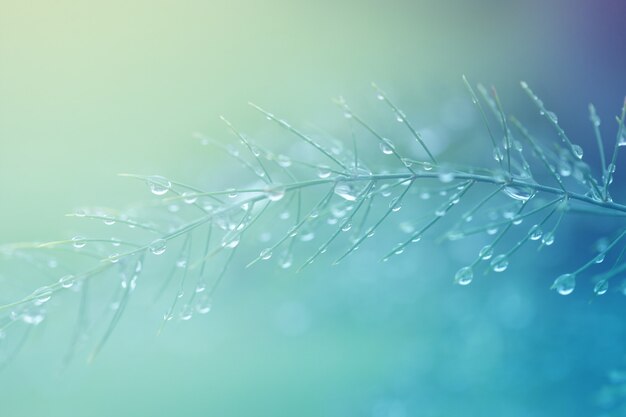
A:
182,191,198,204
32,287,53,306
196,296,212,314
179,304,193,321
454,266,473,286
108,253,121,263
552,273,576,295
595,253,606,264
103,217,116,226
594,280,609,296
317,165,332,179
572,145,584,159
146,175,171,196
542,232,555,246
149,238,167,255
490,254,509,273
503,185,534,202
195,281,207,293
59,274,75,289
493,147,504,162
479,245,493,260
260,248,273,260
72,236,86,249
379,139,395,155
546,111,558,124
278,251,293,269
529,225,543,241
334,182,358,202
389,197,401,212
341,222,352,232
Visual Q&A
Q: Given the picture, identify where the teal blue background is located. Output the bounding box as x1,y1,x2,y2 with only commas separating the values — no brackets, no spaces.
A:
1,1,626,416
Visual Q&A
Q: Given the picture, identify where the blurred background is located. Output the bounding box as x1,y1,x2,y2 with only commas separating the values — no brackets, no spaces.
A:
1,0,626,416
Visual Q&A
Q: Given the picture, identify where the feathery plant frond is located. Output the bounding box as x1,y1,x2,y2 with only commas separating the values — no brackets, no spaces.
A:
1,78,626,364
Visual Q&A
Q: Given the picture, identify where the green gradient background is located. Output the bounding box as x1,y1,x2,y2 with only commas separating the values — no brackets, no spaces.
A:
2,1,626,416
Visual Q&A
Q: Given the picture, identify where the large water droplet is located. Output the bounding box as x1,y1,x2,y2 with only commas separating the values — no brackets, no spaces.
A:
146,175,172,196
72,236,86,249
334,182,358,202
379,139,395,155
594,280,609,296
503,185,534,202
260,248,273,260
490,254,509,272
317,165,332,179
182,191,198,204
454,266,473,286
33,287,53,306
552,273,576,295
572,145,584,159
59,275,75,289
529,225,543,241
542,232,555,246
479,245,493,260
149,238,167,255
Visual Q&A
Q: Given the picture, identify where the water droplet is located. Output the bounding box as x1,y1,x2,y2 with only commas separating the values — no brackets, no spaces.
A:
595,253,606,264
146,175,171,196
59,275,75,289
266,186,286,202
72,236,86,249
260,248,273,260
341,222,352,232
195,282,207,293
618,131,626,147
454,266,473,286
299,230,315,242
594,280,609,296
379,139,395,155
32,287,53,306
317,165,332,179
196,296,212,314
278,252,293,269
503,185,534,202
334,182,358,201
108,253,121,263
223,237,240,248
179,304,193,321
389,197,401,212
490,254,509,272
493,147,504,162
182,191,198,204
74,209,87,217
149,238,167,255
572,145,584,159
542,232,555,246
546,111,558,124
103,216,116,226
479,245,493,260
551,273,576,295
529,225,543,241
